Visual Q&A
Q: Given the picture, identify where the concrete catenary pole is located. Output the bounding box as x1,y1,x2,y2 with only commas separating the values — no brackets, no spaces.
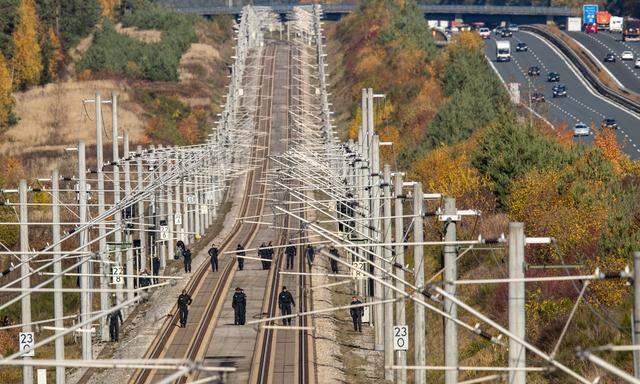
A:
78,141,92,360
382,164,394,382
509,222,526,384
124,134,134,306
166,155,175,263
51,170,65,384
157,145,167,269
19,180,33,384
393,172,407,384
136,145,147,271
633,251,640,378
371,134,383,351
111,92,124,318
95,92,109,341
413,182,426,384
443,197,458,384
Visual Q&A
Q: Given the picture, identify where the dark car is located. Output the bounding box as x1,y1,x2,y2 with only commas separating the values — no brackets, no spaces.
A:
501,29,513,38
604,53,616,63
547,72,560,82
601,118,618,129
515,42,528,52
528,66,541,76
531,92,545,103
552,84,567,97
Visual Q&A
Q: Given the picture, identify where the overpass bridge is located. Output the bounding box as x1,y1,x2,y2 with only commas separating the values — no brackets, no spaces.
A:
156,1,575,23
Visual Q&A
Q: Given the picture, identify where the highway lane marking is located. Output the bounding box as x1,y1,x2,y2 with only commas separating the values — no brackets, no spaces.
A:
524,31,640,155
597,31,640,57
512,39,595,127
584,33,640,81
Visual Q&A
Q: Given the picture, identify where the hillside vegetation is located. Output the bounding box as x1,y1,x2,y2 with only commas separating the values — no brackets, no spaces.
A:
0,2,233,381
328,0,640,382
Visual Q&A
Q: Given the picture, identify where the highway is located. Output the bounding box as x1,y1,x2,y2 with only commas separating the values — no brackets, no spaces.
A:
567,30,640,93
485,30,640,158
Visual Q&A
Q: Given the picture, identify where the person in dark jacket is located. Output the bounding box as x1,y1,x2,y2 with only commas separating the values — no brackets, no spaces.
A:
265,241,273,269
329,245,340,274
183,248,192,273
177,290,192,328
236,244,245,270
232,287,247,325
278,286,295,325
258,242,267,270
306,244,315,268
139,269,151,285
139,269,151,302
350,296,364,332
107,307,124,341
285,242,296,270
152,256,160,284
208,245,219,272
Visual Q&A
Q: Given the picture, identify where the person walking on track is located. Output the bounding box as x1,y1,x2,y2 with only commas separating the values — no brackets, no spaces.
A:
152,256,160,284
107,305,124,342
208,245,219,272
183,248,192,273
232,287,247,325
259,242,267,270
285,241,296,269
278,286,295,325
236,244,245,270
265,241,274,269
329,245,340,274
177,290,192,328
306,244,315,269
350,295,364,332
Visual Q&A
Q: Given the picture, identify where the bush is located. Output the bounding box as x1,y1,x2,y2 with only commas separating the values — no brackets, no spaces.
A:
472,119,578,206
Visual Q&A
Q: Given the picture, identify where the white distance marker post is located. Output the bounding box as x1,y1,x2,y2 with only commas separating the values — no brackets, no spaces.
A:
37,369,46,384
393,325,409,351
19,332,35,357
112,264,124,286
174,213,182,226
352,261,366,279
160,225,169,241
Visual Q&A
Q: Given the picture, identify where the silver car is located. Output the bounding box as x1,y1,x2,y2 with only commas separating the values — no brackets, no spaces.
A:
573,122,590,137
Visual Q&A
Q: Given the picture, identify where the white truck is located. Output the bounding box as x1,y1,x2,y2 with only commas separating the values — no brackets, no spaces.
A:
610,16,623,33
496,40,511,62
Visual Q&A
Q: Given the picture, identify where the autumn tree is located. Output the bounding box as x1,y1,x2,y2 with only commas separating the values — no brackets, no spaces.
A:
0,53,14,128
99,0,119,18
40,27,62,83
12,0,42,89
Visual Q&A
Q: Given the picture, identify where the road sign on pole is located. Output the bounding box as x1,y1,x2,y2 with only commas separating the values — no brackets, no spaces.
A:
583,4,598,25
19,332,35,357
393,325,409,351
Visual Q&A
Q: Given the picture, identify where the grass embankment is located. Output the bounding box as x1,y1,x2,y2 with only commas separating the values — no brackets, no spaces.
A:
328,0,640,382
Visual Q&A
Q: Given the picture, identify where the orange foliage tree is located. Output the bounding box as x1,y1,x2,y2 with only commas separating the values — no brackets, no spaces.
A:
12,0,43,89
46,27,63,81
408,142,485,201
0,54,13,128
99,0,120,18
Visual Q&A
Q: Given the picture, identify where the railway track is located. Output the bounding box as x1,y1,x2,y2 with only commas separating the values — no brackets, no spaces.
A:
127,42,278,384
250,39,314,384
